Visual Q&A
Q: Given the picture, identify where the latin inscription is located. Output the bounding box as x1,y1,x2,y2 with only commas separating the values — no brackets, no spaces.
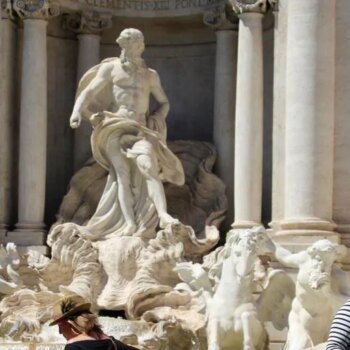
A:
79,0,223,11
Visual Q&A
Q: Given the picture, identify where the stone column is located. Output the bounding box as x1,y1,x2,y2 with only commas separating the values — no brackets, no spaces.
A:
230,0,266,229
9,0,59,248
269,0,288,229
275,0,337,244
0,2,16,235
334,0,350,246
203,5,238,229
64,11,112,171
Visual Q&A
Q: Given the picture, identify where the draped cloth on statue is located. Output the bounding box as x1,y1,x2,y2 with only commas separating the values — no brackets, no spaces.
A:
87,113,184,240
73,59,185,240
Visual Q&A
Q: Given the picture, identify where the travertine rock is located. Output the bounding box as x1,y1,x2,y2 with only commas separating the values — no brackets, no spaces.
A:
47,221,218,316
0,289,61,342
0,222,218,343
0,243,23,295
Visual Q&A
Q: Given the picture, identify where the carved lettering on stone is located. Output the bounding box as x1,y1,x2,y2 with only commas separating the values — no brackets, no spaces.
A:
229,0,267,14
63,10,112,35
13,0,60,19
203,4,238,30
77,0,225,11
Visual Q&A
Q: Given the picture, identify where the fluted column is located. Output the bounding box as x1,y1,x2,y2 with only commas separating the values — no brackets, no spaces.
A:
276,0,337,244
0,2,16,235
64,11,112,171
11,0,59,246
203,5,238,229
230,0,266,229
334,0,350,246
269,0,287,230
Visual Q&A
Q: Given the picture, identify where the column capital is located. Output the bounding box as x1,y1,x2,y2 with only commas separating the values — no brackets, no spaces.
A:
203,4,238,31
229,0,267,15
268,0,278,12
13,0,60,20
63,10,112,35
1,0,15,19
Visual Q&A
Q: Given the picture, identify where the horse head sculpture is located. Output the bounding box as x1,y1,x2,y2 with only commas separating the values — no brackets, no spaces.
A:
224,226,273,279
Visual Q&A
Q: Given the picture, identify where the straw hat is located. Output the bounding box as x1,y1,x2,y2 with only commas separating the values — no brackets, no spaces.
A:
49,295,91,326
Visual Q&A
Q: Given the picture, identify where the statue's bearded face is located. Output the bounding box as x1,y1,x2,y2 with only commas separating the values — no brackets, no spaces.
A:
116,28,145,57
307,249,336,289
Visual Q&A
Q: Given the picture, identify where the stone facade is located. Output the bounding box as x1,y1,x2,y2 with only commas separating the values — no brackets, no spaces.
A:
0,0,349,263
1,1,350,348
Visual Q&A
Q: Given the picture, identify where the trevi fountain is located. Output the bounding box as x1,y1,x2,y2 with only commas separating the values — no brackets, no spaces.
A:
1,0,350,349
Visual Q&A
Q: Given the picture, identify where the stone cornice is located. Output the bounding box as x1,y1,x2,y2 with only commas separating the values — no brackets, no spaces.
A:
229,0,267,14
40,0,228,19
203,4,238,31
63,10,112,35
13,0,60,20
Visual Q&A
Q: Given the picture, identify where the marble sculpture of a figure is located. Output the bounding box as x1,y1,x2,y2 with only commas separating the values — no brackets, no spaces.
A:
274,239,350,350
0,28,225,344
175,227,295,350
70,27,185,239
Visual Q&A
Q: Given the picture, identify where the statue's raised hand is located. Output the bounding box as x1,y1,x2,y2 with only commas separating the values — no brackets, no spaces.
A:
70,111,82,129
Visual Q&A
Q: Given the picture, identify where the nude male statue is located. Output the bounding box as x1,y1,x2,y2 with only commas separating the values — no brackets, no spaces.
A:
69,28,184,238
274,240,348,350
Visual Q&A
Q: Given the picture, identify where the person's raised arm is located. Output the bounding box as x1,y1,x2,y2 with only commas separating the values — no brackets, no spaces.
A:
70,63,113,129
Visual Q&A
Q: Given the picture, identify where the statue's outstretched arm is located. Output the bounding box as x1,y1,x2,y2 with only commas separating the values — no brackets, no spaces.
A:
70,64,112,128
274,244,307,268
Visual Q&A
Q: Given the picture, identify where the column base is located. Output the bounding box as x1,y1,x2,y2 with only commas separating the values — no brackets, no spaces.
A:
335,224,350,271
0,225,9,243
0,223,9,233
15,221,46,231
278,217,337,231
231,220,262,229
336,224,350,247
271,218,339,252
1,223,48,255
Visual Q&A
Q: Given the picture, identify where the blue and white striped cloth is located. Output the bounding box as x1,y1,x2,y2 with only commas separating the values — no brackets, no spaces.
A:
326,299,350,350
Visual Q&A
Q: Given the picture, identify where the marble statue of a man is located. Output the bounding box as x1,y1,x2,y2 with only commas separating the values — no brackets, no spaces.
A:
69,28,184,239
274,239,348,350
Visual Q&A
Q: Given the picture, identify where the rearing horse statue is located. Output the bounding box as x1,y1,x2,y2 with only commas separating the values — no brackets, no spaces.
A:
206,227,293,350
